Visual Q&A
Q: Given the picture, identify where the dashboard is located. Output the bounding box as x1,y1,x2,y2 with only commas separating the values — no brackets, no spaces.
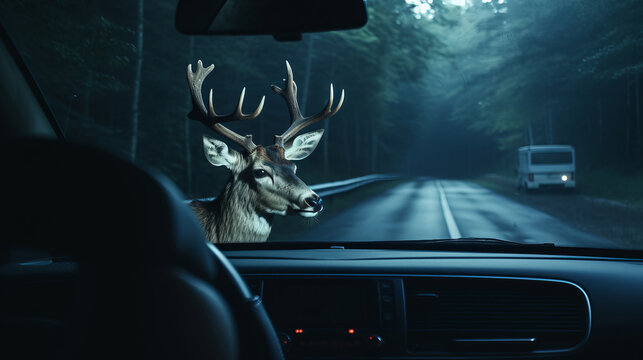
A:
2,248,643,359
225,248,643,360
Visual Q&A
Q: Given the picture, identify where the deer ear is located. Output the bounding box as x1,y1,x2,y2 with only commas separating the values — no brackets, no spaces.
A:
284,129,324,161
203,135,242,170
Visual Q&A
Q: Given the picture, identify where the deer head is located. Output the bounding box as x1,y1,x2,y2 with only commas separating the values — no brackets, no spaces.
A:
187,60,343,229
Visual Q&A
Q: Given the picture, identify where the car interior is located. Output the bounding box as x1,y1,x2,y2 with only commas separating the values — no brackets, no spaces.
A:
1,1,643,360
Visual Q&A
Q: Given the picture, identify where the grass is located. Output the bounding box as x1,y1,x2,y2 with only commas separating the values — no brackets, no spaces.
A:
473,174,643,249
576,168,643,207
477,166,643,208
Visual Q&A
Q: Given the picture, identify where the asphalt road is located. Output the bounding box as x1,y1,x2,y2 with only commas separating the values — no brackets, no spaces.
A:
303,178,617,247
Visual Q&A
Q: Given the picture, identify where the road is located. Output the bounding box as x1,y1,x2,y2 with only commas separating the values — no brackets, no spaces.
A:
302,178,617,247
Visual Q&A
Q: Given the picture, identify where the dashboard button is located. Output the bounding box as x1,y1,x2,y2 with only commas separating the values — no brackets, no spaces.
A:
366,334,383,352
277,332,292,353
381,281,393,290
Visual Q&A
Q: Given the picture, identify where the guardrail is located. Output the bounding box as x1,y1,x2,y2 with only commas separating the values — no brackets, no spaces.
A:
189,173,398,202
311,174,398,197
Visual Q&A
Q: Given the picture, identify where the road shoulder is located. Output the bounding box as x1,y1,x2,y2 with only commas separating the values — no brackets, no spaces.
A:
474,174,643,249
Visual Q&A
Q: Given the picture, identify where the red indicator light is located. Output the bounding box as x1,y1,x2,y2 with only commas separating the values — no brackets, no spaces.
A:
294,329,303,334
369,336,373,340
348,329,355,334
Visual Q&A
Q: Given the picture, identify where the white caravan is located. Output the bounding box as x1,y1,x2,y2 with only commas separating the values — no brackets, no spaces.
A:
516,145,576,191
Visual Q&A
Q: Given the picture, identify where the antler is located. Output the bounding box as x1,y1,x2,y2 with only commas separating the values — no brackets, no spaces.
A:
187,60,265,152
271,61,344,147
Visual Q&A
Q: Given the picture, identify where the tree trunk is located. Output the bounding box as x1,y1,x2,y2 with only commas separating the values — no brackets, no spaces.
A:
354,111,360,173
544,102,554,144
626,75,631,158
130,0,144,162
300,35,315,114
635,74,641,162
466,143,472,177
597,95,603,155
362,113,369,174
323,120,330,174
79,0,99,128
184,36,195,196
343,110,351,172
63,93,78,133
322,60,337,175
82,71,93,123
370,124,377,173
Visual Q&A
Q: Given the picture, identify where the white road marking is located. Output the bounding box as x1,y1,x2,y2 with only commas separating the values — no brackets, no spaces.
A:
437,181,462,239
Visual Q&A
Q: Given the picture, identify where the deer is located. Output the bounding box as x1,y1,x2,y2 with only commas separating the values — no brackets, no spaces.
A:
186,60,344,243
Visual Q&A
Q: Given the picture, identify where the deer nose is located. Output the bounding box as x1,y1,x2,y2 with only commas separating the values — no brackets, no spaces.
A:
304,194,322,211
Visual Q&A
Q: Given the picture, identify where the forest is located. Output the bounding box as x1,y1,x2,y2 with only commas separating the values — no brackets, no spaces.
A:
1,0,641,201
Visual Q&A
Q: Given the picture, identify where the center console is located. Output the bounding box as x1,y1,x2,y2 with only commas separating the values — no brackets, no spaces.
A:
246,277,405,357
244,274,590,359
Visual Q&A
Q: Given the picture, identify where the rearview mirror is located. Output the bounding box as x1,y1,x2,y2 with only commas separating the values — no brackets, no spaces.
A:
175,0,368,40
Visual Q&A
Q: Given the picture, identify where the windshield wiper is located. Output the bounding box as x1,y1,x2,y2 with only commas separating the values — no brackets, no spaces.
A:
399,238,555,246
337,238,556,250
218,238,556,251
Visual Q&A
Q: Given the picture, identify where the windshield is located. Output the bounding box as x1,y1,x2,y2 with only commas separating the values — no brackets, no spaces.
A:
1,0,642,249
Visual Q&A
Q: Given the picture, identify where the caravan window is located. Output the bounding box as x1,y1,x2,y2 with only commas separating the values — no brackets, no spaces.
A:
531,152,573,165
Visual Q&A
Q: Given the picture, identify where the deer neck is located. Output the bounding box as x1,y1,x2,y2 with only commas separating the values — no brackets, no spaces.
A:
208,176,273,243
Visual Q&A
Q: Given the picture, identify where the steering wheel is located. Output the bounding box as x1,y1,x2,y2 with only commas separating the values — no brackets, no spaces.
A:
207,243,285,360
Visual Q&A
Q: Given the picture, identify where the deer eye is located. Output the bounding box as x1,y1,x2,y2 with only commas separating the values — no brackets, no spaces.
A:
253,169,269,178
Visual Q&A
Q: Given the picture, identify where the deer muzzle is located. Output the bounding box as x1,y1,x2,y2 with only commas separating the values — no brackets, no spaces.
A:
295,193,323,217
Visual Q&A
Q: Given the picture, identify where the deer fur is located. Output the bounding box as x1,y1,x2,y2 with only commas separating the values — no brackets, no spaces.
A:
190,173,272,243
190,139,324,243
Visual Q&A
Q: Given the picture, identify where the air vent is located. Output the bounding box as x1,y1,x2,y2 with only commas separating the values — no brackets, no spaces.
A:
404,277,589,355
